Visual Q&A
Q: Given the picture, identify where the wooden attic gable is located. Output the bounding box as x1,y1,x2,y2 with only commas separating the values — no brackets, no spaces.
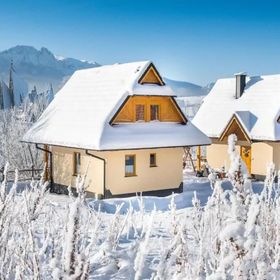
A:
138,63,165,85
219,114,251,143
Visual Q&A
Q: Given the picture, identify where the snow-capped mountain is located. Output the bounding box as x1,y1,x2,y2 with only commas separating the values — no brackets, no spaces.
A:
0,46,99,92
0,45,212,117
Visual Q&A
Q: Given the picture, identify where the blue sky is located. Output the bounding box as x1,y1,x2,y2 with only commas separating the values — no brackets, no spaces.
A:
0,0,280,85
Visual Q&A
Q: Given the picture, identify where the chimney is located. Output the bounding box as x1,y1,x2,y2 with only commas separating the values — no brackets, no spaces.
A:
234,72,247,99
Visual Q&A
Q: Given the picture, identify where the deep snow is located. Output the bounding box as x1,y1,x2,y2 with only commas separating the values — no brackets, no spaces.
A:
89,170,264,214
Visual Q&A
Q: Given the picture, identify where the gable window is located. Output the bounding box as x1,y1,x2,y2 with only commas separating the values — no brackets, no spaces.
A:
135,104,145,121
150,105,160,121
277,116,280,123
73,152,81,175
125,155,136,176
150,153,157,167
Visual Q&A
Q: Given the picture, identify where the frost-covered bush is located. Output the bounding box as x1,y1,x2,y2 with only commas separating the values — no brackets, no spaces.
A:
1,134,280,279
0,96,47,169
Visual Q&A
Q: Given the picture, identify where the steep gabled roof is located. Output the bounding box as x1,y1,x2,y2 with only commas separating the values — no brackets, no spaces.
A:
193,74,280,141
23,61,210,150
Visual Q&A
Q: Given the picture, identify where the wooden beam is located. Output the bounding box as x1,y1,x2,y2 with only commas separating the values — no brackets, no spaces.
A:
196,146,201,171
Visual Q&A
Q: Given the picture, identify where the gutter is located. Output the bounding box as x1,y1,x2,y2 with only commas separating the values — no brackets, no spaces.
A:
35,144,53,188
85,150,107,199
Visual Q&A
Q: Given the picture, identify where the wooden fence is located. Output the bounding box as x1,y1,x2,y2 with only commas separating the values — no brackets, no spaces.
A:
0,166,43,182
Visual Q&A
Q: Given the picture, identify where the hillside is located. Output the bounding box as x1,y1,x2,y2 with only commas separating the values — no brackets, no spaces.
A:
164,78,208,97
165,78,213,119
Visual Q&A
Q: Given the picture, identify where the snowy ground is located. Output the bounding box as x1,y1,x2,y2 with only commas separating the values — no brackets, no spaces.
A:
4,170,272,279
87,170,264,214
41,170,266,279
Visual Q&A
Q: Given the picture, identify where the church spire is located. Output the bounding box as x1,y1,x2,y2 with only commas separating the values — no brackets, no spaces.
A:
8,59,15,107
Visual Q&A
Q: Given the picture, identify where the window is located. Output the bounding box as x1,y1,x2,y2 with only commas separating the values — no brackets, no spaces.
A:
125,155,136,176
150,153,157,167
135,104,145,121
73,152,81,175
150,105,160,121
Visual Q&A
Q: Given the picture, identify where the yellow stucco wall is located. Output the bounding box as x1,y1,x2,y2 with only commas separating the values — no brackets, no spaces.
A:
52,146,104,195
51,146,183,196
206,140,277,176
251,143,273,176
271,143,280,172
206,143,240,171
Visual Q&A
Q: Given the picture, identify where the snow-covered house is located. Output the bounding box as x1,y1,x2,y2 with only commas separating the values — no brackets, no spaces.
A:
193,72,280,178
23,61,210,197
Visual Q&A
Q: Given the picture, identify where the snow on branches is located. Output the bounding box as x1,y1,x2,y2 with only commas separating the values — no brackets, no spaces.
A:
0,133,280,279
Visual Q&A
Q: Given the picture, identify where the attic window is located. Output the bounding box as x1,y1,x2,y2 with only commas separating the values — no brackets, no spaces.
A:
278,116,280,123
136,104,145,121
150,105,160,121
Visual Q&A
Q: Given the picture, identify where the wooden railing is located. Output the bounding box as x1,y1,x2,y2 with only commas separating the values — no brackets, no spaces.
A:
183,147,207,172
0,166,43,182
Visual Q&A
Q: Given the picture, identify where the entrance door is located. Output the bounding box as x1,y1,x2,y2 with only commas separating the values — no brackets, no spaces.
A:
240,146,252,175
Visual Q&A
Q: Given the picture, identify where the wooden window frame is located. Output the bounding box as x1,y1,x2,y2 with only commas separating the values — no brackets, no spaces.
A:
73,152,81,176
135,104,146,122
150,153,157,167
125,154,136,177
150,104,160,121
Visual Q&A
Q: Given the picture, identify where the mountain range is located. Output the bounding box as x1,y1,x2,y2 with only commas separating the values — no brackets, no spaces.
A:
0,46,212,99
0,46,99,92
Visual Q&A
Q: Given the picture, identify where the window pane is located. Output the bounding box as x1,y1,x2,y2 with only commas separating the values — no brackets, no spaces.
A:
150,154,156,166
74,152,81,174
125,155,135,175
125,165,134,174
150,105,159,121
136,105,145,121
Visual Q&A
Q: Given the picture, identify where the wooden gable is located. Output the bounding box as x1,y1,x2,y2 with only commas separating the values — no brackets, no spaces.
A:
219,115,251,142
111,96,187,124
138,63,165,85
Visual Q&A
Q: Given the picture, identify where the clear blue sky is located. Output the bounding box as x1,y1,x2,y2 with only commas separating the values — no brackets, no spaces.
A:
0,0,280,85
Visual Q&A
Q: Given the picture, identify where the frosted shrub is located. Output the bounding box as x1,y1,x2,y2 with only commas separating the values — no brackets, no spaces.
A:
2,132,280,280
0,97,47,170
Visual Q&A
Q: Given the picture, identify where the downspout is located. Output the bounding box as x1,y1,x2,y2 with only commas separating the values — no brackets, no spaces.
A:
35,144,53,189
85,150,107,199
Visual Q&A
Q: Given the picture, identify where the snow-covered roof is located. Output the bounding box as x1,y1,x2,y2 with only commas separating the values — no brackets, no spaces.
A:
23,61,210,150
193,74,280,141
